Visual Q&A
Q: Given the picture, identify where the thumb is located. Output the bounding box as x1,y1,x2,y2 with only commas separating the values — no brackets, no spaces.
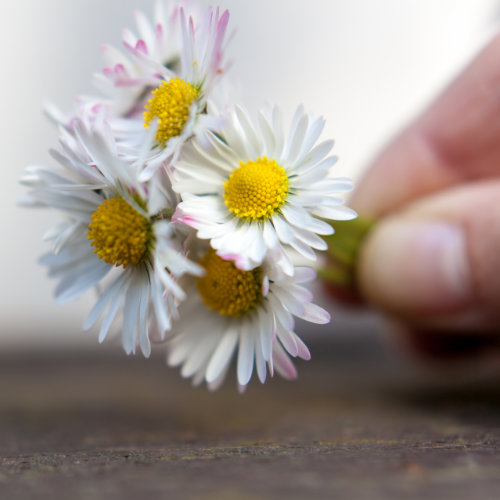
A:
358,180,500,332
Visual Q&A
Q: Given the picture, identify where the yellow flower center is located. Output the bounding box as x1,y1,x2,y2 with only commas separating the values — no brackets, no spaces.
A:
197,251,263,318
223,157,289,221
144,78,200,145
88,197,152,268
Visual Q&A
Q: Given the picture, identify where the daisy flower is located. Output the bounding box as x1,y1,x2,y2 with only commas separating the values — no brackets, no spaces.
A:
167,248,330,391
20,115,202,357
114,5,232,181
91,0,201,119
45,3,231,180
172,104,357,275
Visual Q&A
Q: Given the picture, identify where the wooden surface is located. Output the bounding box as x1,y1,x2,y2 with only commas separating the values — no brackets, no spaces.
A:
1,332,500,499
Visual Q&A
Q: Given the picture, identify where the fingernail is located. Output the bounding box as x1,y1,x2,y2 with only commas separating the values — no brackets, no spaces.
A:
359,220,471,313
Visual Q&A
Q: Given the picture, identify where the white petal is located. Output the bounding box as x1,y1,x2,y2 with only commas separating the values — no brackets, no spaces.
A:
289,239,317,261
237,322,254,386
263,221,279,249
296,302,331,325
295,335,311,361
272,215,295,244
276,323,299,357
98,283,124,343
207,362,231,391
281,204,314,229
151,273,171,337
293,227,328,251
294,267,317,284
168,333,198,367
83,271,127,330
206,330,238,384
307,217,334,236
257,307,275,362
267,294,294,332
272,342,298,380
293,164,330,186
122,281,141,355
235,106,262,158
310,177,353,193
296,140,334,173
55,260,110,304
255,335,267,384
281,105,304,162
312,205,358,221
138,277,152,358
283,111,309,163
181,332,219,378
295,115,325,164
258,110,277,157
274,288,305,317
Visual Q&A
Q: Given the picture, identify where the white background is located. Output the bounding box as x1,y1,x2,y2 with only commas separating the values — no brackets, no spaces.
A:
1,0,498,348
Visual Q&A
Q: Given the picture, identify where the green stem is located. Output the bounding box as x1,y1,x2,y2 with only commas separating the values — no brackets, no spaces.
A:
320,215,375,289
151,208,175,222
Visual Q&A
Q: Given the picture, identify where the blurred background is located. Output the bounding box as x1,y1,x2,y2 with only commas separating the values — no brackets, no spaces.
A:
2,0,499,349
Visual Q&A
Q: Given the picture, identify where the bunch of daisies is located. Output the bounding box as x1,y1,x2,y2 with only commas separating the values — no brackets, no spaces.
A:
20,1,356,391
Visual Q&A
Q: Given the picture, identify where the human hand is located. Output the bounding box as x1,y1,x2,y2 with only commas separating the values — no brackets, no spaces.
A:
348,33,500,358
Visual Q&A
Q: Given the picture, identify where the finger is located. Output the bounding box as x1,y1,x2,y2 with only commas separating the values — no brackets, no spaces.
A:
357,179,500,332
351,32,500,216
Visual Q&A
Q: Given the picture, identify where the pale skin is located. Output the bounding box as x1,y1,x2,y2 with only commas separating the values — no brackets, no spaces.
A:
351,33,500,357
